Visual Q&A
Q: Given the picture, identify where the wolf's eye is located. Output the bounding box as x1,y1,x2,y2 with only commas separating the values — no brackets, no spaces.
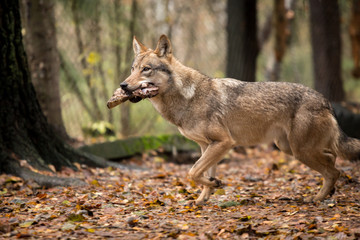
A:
142,67,151,72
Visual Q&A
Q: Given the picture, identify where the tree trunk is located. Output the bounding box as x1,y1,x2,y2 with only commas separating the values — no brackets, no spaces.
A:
71,0,102,121
165,0,173,39
113,0,122,88
274,0,287,63
20,0,68,139
265,0,296,82
59,52,98,121
226,0,259,82
113,0,128,136
350,0,360,78
120,0,138,137
92,1,113,123
0,0,123,187
258,11,273,49
309,0,345,102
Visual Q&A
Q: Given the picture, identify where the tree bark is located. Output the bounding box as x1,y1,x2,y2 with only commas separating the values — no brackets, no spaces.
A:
20,0,68,139
0,0,124,187
113,0,122,87
265,0,296,82
165,0,173,39
226,0,259,82
309,0,345,102
258,11,273,50
59,52,97,121
350,0,360,78
113,0,128,136
274,0,287,63
120,0,138,137
71,0,102,121
92,1,113,123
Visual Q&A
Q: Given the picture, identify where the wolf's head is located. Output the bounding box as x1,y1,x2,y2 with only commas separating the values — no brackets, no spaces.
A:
119,35,173,101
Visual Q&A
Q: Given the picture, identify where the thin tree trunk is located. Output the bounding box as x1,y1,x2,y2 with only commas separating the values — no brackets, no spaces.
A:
309,0,345,102
113,0,123,133
274,0,287,63
124,0,138,72
71,0,102,121
113,0,122,85
20,0,68,139
259,11,273,49
165,0,173,39
266,0,295,82
93,1,113,123
226,0,259,82
183,9,199,69
59,52,97,121
350,0,360,78
120,0,138,137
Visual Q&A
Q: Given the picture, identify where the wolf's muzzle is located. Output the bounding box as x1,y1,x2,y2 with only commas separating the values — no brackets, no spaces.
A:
120,82,128,90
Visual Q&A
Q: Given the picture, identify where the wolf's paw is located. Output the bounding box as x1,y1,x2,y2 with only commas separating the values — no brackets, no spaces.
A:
304,195,327,203
303,196,315,203
185,199,207,206
184,200,196,207
209,177,223,188
329,187,336,197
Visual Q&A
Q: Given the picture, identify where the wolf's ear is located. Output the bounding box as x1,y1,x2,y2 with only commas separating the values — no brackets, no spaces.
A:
133,36,148,56
154,35,172,58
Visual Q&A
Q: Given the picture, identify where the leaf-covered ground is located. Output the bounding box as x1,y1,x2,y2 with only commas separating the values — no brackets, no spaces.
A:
1,146,360,239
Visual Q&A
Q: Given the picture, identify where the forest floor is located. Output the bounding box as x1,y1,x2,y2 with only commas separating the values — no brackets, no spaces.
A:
1,146,360,239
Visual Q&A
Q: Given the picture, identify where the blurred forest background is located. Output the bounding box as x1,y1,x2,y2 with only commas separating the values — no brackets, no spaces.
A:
20,0,360,143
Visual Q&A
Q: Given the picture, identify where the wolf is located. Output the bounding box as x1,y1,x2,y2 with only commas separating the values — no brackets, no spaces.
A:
114,35,360,205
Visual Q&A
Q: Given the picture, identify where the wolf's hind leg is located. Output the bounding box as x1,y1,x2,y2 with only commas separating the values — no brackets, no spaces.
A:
196,166,217,205
289,114,340,202
295,151,339,202
311,151,339,201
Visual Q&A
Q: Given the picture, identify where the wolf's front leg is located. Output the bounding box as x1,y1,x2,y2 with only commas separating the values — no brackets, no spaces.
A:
188,140,233,204
196,166,217,205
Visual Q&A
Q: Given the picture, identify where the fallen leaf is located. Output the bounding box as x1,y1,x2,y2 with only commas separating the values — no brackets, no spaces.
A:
214,189,225,195
61,222,77,231
19,220,35,228
218,201,240,208
67,214,85,222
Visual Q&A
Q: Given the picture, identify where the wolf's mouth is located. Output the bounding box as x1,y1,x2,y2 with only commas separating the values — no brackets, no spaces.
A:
107,82,159,108
129,82,159,103
135,82,159,97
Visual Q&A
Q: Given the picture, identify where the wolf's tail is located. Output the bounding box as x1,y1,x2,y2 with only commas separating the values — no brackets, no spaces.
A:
336,131,360,162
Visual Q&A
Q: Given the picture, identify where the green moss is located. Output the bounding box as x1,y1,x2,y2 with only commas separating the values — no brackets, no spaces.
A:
79,134,199,159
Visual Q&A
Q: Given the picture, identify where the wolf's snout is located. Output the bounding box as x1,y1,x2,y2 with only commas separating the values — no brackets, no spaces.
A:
120,82,128,90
